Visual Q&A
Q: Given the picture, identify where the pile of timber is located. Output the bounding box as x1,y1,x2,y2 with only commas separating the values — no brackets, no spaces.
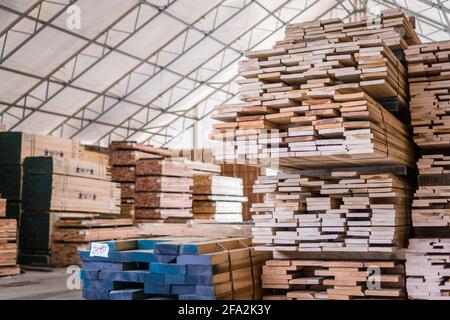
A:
51,216,138,266
221,163,263,221
109,141,172,219
19,156,121,266
0,132,83,220
405,40,450,300
412,155,450,232
210,10,418,169
405,41,450,149
135,158,193,221
192,174,247,223
262,259,405,300
251,167,414,253
0,198,20,276
406,238,450,299
80,237,270,300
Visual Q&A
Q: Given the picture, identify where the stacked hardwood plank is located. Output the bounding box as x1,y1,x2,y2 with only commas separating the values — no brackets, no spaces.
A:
51,216,139,266
251,168,413,253
210,10,418,169
406,239,450,299
0,132,82,220
109,141,172,219
221,163,263,221
80,237,270,300
0,197,20,276
19,157,121,266
262,259,405,300
135,158,193,221
192,174,247,223
406,41,450,149
405,40,450,300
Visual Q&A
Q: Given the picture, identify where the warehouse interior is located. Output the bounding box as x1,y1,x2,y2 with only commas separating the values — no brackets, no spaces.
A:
1,0,450,301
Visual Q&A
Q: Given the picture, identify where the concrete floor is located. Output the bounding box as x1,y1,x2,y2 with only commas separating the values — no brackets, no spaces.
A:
0,269,82,300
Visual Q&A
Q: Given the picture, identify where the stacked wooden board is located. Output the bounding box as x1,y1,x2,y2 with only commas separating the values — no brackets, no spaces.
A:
0,198,20,276
80,237,271,300
135,158,193,221
406,239,450,299
405,40,450,299
19,156,121,266
221,163,263,221
251,167,413,253
192,174,247,223
0,132,82,220
262,259,405,300
51,216,139,266
210,10,418,169
109,141,172,219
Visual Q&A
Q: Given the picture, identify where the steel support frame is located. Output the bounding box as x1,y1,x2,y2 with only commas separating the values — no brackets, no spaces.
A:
59,0,254,141
93,0,300,146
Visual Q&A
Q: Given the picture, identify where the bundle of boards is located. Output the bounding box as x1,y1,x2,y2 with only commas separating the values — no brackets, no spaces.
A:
19,156,122,266
134,158,193,221
251,167,413,253
262,259,405,300
0,132,83,220
210,10,418,169
0,198,19,276
80,237,271,300
52,215,139,266
192,174,247,222
109,141,172,218
404,40,450,299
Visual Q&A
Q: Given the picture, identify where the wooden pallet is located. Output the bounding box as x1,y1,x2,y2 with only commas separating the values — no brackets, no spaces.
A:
0,199,19,276
262,259,405,300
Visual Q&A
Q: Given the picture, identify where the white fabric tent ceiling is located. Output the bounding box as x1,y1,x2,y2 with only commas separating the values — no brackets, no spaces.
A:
0,0,448,147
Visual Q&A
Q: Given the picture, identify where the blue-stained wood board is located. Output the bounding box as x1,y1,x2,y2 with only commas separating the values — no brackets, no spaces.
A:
83,280,142,291
178,294,216,300
154,242,179,255
137,239,169,250
185,275,214,286
144,283,171,295
177,255,212,265
150,263,186,275
82,288,109,300
98,270,149,283
108,289,151,300
171,285,197,295
164,274,186,285
186,265,214,276
142,273,164,285
89,240,138,253
82,262,138,271
80,270,100,281
195,286,218,296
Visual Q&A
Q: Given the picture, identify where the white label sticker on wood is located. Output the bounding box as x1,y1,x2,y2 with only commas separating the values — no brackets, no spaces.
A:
90,243,109,257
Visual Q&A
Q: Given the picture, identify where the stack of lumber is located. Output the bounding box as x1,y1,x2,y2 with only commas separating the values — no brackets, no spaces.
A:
210,10,418,169
192,174,247,223
405,41,450,149
109,141,172,218
405,40,450,300
51,215,139,266
406,238,450,299
80,145,110,166
221,163,263,221
412,155,450,232
0,132,82,220
80,237,271,300
262,259,405,300
20,156,121,266
135,158,193,221
0,198,20,276
251,167,414,253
